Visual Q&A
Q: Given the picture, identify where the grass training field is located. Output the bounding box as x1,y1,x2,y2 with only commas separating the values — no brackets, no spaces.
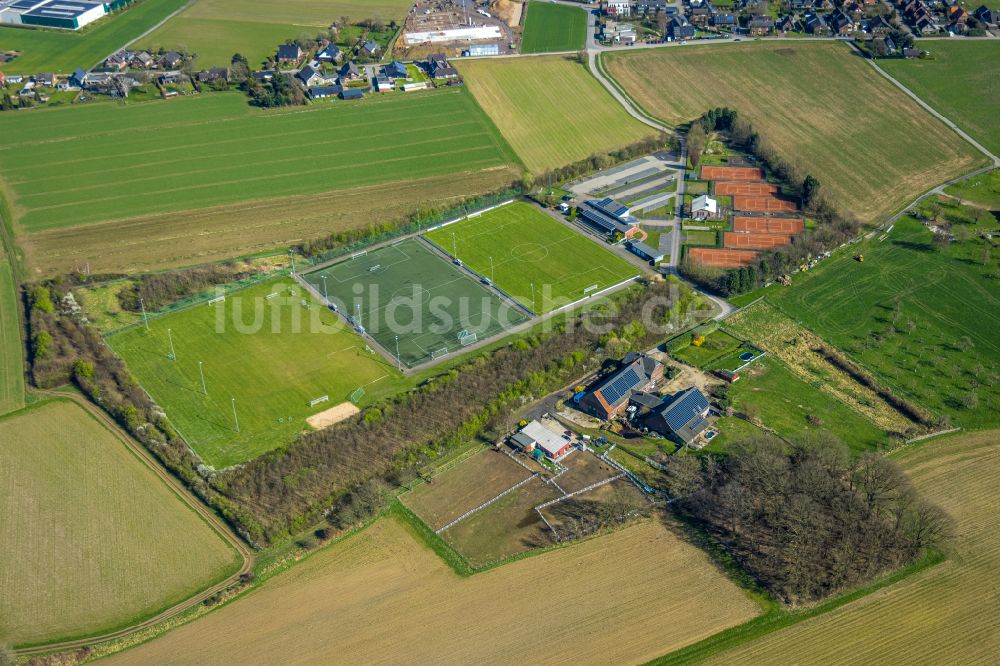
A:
424,202,639,313
700,429,1000,664
302,238,529,367
401,449,532,531
458,55,656,173
0,400,239,646
768,213,1000,430
0,248,23,416
0,88,517,235
603,42,986,223
0,0,188,73
108,278,405,468
521,1,587,54
880,41,1000,156
102,518,761,665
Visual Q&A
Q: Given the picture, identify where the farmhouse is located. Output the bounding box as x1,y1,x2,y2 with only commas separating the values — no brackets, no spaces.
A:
581,352,664,420
691,195,718,220
512,420,573,460
579,197,640,240
641,387,711,446
276,43,303,65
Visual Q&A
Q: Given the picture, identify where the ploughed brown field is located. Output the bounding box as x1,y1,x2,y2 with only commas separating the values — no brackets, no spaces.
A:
101,519,761,665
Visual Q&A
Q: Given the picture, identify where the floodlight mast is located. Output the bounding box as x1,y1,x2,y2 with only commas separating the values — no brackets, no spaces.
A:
395,335,401,372
321,274,329,300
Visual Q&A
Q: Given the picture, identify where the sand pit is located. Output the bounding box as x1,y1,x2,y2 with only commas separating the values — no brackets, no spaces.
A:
307,402,360,429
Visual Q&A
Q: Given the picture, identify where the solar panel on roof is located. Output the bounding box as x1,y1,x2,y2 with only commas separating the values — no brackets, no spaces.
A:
662,390,709,431
600,367,641,407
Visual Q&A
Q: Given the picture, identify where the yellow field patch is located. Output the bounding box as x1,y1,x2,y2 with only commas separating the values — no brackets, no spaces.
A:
705,429,1000,664
603,42,986,223
305,401,359,430
102,518,761,664
459,55,657,174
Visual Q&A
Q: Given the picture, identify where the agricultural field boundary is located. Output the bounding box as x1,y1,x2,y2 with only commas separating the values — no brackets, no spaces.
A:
435,473,540,534
11,393,253,657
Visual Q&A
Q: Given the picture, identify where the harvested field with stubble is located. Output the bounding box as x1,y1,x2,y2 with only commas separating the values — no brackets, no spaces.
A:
458,55,656,173
101,518,762,665
0,400,239,646
604,43,986,223
22,168,517,276
401,449,532,531
703,429,1000,665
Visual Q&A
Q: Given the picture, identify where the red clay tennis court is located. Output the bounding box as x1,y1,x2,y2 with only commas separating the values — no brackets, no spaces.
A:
701,166,765,181
714,181,780,196
733,216,805,234
724,232,794,249
688,248,758,268
734,195,799,213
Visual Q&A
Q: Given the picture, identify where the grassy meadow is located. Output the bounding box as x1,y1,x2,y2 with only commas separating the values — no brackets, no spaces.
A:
108,278,405,468
769,211,1000,430
0,248,23,415
697,429,1000,664
603,42,986,223
101,519,761,664
424,202,639,313
0,0,188,73
0,88,517,234
137,0,413,66
458,55,656,173
945,168,1000,209
0,400,239,646
880,41,1000,156
521,1,588,54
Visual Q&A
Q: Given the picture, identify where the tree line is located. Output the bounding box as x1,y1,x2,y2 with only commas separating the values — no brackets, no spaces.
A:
682,108,863,296
662,434,951,603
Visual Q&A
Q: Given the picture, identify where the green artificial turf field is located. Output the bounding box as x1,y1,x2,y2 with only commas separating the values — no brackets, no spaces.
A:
423,202,639,314
880,41,1000,156
303,238,529,367
0,399,239,646
108,278,404,468
769,209,1000,430
0,88,518,233
521,1,587,54
0,0,188,74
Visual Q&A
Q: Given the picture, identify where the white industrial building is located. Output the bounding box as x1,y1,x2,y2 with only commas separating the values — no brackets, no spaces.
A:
0,0,108,29
403,24,502,44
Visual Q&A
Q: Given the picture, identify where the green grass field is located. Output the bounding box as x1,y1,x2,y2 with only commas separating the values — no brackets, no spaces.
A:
0,88,518,234
423,202,639,313
458,55,656,173
521,1,587,54
0,399,239,646
672,329,743,368
880,41,1000,156
769,211,1000,430
945,168,1000,209
109,278,406,468
0,0,188,74
302,238,529,367
0,248,24,416
727,356,887,454
604,42,986,223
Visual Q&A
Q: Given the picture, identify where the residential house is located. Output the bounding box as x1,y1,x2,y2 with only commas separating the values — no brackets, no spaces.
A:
689,3,714,26
634,0,669,14
374,74,394,91
197,67,230,84
296,64,324,87
316,44,342,63
691,195,718,220
580,353,664,420
512,420,573,460
361,40,380,57
252,69,275,82
35,72,55,87
104,50,129,71
159,51,183,69
383,60,407,79
132,51,155,69
339,61,361,81
69,68,88,88
869,15,894,34
641,387,711,446
712,12,737,27
974,5,998,24
828,9,855,34
276,43,303,65
159,72,186,86
748,14,775,34
669,14,696,38
804,11,831,33
776,13,797,32
604,19,638,42
427,53,459,79
606,0,633,17
308,84,342,99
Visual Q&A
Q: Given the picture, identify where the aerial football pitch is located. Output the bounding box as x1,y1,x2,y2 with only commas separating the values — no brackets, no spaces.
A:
302,238,529,368
108,278,403,468
423,202,639,314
